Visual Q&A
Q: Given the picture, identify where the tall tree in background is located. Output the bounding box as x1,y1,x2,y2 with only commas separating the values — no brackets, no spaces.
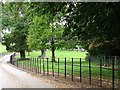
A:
27,15,50,58
2,2,66,60
42,3,67,61
63,2,120,56
27,2,66,61
2,2,29,59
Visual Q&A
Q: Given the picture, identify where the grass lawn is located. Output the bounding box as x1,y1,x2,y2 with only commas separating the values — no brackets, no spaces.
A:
0,43,7,58
0,43,7,53
16,50,119,81
26,50,87,59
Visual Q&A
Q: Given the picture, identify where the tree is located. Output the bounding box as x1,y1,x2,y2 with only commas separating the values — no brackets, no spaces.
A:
2,2,29,59
26,2,66,61
63,2,120,56
27,15,50,58
41,2,67,62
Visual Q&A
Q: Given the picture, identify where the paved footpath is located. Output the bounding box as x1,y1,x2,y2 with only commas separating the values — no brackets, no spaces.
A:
0,54,56,89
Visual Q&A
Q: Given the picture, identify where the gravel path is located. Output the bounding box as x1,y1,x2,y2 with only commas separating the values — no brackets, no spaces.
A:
0,54,56,89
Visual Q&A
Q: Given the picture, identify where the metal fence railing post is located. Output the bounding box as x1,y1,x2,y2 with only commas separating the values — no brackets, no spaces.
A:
40,58,41,74
34,58,36,72
89,58,92,85
43,58,45,75
80,58,82,83
32,58,33,72
22,60,24,69
52,59,54,76
36,58,38,73
28,59,29,71
25,59,26,69
26,59,27,69
35,58,37,73
47,58,49,76
118,57,120,89
58,58,59,78
100,58,102,87
10,55,12,64
33,58,35,72
33,58,35,71
30,58,31,71
24,59,25,69
65,58,66,79
112,57,115,90
26,59,27,70
72,58,73,81
24,60,26,69
38,58,40,73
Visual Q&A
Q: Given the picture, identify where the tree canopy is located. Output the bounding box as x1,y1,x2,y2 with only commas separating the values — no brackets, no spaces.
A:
2,2,29,59
26,2,65,60
2,2,120,59
63,2,120,56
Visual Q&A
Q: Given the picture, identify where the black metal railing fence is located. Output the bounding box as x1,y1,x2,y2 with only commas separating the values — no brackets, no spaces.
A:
10,54,120,89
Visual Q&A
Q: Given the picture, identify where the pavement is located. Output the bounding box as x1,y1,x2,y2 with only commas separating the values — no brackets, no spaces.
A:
0,54,56,89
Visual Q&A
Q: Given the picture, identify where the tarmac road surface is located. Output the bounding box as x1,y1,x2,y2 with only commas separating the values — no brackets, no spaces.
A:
0,54,56,89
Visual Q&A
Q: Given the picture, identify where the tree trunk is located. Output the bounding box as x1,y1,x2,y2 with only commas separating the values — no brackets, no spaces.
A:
51,38,55,62
20,51,25,60
51,17,56,62
40,49,46,58
28,51,30,56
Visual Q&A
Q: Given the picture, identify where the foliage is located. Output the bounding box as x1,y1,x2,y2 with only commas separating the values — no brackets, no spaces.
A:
26,2,66,61
2,2,29,58
2,2,119,60
27,15,50,51
63,2,120,56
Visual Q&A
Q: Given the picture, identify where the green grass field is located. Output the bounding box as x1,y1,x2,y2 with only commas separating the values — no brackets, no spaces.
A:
26,50,87,59
0,43,7,58
0,43,7,53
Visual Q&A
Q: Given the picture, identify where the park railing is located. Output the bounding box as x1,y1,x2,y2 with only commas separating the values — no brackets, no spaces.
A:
10,55,120,89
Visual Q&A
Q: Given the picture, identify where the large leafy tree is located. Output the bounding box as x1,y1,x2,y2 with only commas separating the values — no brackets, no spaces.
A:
27,15,50,58
27,2,66,61
38,2,66,61
2,2,29,59
63,2,120,56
